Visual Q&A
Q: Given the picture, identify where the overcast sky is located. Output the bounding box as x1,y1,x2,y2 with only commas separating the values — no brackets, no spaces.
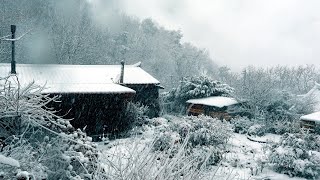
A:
92,0,320,70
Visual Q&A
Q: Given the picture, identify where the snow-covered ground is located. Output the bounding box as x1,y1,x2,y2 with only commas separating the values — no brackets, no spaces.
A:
97,116,307,180
220,134,306,180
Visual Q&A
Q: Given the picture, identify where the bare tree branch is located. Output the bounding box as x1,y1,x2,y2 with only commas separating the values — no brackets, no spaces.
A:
0,29,32,41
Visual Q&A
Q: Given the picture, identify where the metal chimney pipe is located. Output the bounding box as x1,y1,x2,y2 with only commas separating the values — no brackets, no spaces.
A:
11,25,16,74
120,60,124,83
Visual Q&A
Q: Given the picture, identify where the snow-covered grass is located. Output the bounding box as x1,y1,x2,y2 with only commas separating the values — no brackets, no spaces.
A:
99,136,206,179
97,115,310,180
96,115,236,179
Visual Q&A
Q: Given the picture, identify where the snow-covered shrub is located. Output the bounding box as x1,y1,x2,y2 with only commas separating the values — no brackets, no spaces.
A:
248,124,265,136
230,116,254,134
165,115,233,148
150,115,232,166
119,102,149,133
191,146,222,168
163,76,234,113
150,117,169,127
102,134,229,180
153,133,175,151
271,120,300,135
0,77,74,139
268,132,320,179
1,129,103,179
315,125,320,135
239,87,313,124
185,115,233,147
0,75,105,179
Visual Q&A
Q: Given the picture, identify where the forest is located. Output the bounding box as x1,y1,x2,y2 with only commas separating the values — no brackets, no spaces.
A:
0,0,216,89
0,0,320,180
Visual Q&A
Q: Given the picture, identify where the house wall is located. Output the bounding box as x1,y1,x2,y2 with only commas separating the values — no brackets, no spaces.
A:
187,104,233,120
187,103,251,120
300,119,317,129
125,84,160,118
49,93,133,140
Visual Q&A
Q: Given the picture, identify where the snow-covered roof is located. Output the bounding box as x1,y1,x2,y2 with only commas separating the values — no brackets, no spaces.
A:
298,82,320,111
300,111,320,123
42,83,135,94
0,63,160,94
186,96,239,108
0,63,159,85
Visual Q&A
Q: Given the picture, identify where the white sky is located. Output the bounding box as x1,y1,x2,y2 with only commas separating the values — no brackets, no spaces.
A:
91,0,320,70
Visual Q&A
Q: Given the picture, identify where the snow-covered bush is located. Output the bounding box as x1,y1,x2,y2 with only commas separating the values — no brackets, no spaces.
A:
315,125,320,135
239,86,313,124
163,76,234,113
149,115,232,166
0,76,74,138
1,130,103,179
153,133,175,151
0,75,105,179
231,115,300,136
102,134,230,180
191,146,222,168
268,132,320,179
248,124,265,136
171,115,233,147
266,119,300,135
230,116,254,134
119,102,149,133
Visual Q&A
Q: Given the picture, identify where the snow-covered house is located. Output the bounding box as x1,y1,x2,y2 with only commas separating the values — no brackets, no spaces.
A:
186,96,240,120
0,63,161,137
300,111,320,129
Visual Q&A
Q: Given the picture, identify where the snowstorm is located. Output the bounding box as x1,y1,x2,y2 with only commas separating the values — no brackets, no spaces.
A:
0,1,319,180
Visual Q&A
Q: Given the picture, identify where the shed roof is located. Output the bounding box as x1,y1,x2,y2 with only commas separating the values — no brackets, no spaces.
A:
0,63,160,85
42,83,135,94
186,96,239,108
300,111,320,123
0,63,159,94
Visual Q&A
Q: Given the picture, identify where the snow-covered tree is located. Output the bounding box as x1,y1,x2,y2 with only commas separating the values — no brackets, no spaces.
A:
163,76,234,113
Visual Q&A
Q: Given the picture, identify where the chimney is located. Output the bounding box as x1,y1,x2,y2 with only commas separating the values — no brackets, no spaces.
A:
11,25,16,74
120,60,125,84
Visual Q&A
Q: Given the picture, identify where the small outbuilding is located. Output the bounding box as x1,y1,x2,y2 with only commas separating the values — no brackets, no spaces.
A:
186,96,240,120
300,111,320,129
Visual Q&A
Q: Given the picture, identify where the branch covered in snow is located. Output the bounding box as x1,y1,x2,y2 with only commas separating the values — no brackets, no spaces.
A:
0,29,32,42
0,154,20,167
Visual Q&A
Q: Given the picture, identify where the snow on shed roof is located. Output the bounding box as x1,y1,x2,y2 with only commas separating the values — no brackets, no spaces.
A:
300,111,320,123
0,63,160,94
186,96,239,108
0,63,160,85
42,83,135,94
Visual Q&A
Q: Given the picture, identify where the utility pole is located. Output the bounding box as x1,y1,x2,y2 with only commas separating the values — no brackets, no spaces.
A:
11,25,16,74
0,25,31,74
120,60,124,84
